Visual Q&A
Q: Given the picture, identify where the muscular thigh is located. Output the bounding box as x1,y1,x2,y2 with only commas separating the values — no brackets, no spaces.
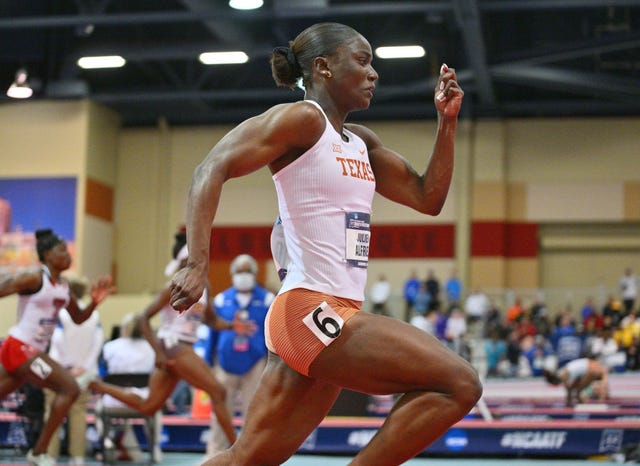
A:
309,312,475,395
237,353,341,465
17,353,76,393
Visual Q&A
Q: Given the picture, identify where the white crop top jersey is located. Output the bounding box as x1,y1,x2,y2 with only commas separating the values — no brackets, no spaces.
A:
157,287,208,344
10,267,70,352
561,357,589,383
273,100,376,301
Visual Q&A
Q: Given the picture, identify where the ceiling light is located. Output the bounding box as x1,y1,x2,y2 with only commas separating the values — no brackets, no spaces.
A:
375,46,426,59
6,68,33,99
229,0,263,10
199,51,249,65
77,55,126,69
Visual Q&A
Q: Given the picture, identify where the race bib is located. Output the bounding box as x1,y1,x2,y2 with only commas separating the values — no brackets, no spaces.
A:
345,212,370,268
30,357,53,380
303,301,344,346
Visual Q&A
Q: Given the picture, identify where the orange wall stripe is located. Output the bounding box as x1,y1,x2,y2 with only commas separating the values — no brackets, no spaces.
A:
85,177,114,222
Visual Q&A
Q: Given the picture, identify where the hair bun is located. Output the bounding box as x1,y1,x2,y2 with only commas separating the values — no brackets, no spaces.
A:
35,228,54,239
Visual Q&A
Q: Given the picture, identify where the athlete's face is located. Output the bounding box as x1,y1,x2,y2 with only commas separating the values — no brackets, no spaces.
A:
45,241,72,271
329,35,378,110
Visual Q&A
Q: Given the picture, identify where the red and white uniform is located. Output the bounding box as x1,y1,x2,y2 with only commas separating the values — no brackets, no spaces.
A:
273,100,376,302
157,288,208,344
10,267,69,352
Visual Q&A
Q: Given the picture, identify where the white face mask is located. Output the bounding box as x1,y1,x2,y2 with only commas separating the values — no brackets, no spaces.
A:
232,272,255,292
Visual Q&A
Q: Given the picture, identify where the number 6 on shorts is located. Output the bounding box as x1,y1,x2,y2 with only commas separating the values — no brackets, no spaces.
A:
303,301,344,346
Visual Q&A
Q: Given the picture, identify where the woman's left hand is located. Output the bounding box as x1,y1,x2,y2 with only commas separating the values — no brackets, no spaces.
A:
90,275,116,305
434,64,464,118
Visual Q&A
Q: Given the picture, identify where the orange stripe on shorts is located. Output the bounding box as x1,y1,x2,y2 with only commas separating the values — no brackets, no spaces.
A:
265,289,361,376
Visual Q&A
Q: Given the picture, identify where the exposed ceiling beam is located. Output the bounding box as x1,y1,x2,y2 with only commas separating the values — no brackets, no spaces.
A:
0,2,453,29
180,0,249,44
491,64,640,98
494,32,640,65
479,0,640,10
453,0,495,105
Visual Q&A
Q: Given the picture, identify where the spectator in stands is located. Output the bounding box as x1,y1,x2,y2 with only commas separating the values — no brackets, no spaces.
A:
583,303,604,333
368,273,391,316
444,307,468,359
625,335,640,371
207,254,274,457
45,277,103,466
484,329,507,378
522,334,553,377
504,330,522,377
602,294,624,327
616,309,640,353
412,282,431,317
581,296,597,324
409,306,433,335
425,269,441,311
402,270,421,321
444,268,462,310
463,289,490,335
533,311,553,339
483,299,505,339
550,311,583,368
514,312,537,342
505,296,525,325
619,267,638,316
433,307,449,343
529,293,548,323
587,327,625,371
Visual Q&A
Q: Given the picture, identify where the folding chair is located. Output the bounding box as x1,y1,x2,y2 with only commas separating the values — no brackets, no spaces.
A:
95,373,160,465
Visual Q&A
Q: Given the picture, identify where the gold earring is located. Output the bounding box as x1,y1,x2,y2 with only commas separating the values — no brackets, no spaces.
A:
326,71,332,78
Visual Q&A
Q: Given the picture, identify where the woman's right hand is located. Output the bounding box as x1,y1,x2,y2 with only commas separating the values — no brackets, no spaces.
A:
170,263,206,312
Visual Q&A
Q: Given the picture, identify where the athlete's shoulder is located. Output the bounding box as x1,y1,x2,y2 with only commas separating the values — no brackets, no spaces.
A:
253,101,327,157
263,101,325,132
12,267,45,295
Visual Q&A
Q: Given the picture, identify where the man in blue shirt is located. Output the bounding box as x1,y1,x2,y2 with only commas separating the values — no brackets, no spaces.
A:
402,270,421,322
206,254,274,457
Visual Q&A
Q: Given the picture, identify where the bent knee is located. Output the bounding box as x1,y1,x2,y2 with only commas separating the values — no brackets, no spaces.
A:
451,368,483,410
55,383,80,406
67,383,81,401
138,403,163,416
